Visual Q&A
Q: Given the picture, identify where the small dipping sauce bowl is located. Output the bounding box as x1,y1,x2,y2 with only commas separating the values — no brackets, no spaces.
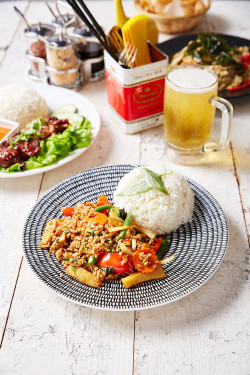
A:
0,119,19,144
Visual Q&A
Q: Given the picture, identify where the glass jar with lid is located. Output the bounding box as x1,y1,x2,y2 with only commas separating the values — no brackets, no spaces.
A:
45,32,81,88
24,22,55,77
68,26,105,82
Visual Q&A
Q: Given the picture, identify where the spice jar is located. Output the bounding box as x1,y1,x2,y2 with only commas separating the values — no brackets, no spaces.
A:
24,22,55,76
45,33,80,88
69,26,105,81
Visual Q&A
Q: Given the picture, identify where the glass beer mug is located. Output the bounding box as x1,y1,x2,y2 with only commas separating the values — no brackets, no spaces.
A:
163,64,233,165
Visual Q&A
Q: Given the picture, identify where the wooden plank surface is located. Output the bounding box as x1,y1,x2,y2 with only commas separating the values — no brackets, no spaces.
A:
0,1,249,374
139,132,250,374
0,3,137,373
0,1,28,50
0,0,41,343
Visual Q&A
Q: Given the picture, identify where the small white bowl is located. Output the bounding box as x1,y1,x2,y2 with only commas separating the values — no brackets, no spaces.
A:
0,118,19,144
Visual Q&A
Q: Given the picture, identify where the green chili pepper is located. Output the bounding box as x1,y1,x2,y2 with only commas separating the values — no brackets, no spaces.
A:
100,267,115,275
117,213,133,240
87,255,96,267
157,239,169,260
94,204,113,212
87,230,96,238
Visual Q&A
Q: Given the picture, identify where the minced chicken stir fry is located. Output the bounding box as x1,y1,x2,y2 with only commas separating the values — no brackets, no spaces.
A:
39,196,174,288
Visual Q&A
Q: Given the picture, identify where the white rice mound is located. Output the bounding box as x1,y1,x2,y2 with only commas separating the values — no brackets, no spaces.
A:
0,84,48,128
114,166,194,235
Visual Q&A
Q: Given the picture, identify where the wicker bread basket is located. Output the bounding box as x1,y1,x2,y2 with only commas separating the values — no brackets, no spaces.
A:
134,0,211,34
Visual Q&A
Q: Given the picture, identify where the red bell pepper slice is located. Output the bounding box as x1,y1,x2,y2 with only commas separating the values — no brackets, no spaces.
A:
99,252,134,274
153,238,162,252
229,80,250,92
241,54,250,69
61,206,75,217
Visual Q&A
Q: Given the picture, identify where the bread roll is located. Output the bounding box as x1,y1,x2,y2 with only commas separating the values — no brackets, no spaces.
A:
141,0,173,14
180,0,196,16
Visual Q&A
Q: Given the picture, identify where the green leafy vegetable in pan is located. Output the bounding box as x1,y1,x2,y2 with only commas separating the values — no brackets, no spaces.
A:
184,32,242,67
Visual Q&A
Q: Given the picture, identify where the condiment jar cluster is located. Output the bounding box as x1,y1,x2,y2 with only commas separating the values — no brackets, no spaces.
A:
24,3,104,89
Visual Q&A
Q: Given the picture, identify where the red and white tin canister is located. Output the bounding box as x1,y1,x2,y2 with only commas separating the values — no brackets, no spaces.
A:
104,44,168,134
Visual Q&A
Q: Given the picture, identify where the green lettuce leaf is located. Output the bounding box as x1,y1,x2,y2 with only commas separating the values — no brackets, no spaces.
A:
0,115,92,173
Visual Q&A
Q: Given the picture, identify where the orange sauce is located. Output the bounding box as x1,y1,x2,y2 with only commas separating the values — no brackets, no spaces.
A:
0,126,11,141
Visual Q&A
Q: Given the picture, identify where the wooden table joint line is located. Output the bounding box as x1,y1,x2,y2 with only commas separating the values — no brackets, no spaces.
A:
230,141,250,246
132,311,136,375
0,257,23,349
36,173,45,201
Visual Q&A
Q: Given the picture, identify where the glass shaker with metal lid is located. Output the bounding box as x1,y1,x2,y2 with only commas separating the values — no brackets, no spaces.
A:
45,32,81,88
69,26,105,81
25,22,55,76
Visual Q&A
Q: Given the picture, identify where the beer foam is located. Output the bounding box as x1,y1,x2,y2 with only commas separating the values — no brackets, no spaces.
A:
167,67,217,93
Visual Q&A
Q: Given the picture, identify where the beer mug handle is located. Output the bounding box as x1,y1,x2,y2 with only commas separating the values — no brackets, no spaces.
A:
204,96,233,152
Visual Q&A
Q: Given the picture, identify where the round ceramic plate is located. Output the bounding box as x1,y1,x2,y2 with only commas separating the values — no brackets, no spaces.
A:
0,83,100,178
23,165,228,311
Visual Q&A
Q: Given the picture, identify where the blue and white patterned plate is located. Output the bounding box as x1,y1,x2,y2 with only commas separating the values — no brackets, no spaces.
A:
22,165,228,311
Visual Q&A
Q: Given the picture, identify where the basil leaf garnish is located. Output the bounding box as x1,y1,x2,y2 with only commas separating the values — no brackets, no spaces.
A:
117,168,170,196
142,168,169,195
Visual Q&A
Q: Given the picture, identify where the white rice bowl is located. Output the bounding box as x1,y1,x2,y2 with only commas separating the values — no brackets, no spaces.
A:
0,84,48,128
114,166,194,235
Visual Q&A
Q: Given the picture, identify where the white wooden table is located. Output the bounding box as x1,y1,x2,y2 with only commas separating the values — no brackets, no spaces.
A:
0,1,249,374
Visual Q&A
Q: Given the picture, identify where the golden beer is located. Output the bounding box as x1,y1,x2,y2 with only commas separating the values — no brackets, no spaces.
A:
164,66,218,150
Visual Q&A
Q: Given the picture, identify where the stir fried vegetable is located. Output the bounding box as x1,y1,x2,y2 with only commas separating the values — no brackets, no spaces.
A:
95,204,113,212
132,247,159,273
121,264,166,289
184,32,242,67
99,252,134,274
117,213,133,240
156,239,169,260
39,197,174,288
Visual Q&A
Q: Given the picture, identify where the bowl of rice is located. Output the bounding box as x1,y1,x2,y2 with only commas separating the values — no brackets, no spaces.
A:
114,165,194,234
